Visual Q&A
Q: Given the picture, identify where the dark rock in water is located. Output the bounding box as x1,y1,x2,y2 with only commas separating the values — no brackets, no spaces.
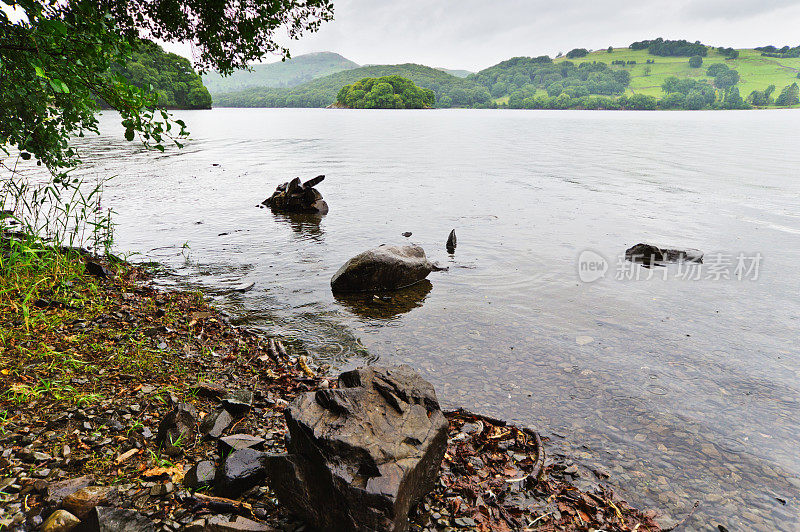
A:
156,403,197,456
75,506,155,532
264,365,449,532
625,243,703,267
200,408,233,439
262,175,328,214
446,229,457,253
222,389,253,416
215,448,269,498
331,244,438,293
184,461,216,490
218,434,265,455
402,232,412,238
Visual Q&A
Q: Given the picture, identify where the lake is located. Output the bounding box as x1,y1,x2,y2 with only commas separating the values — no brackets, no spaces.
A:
78,108,799,530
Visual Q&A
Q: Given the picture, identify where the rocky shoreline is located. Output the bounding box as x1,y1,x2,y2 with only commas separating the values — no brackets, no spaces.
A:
0,255,662,531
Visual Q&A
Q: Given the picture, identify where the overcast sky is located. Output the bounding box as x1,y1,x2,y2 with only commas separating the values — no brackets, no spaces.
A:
168,0,800,72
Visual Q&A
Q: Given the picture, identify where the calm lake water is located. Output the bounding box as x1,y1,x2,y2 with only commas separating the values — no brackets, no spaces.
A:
78,108,799,530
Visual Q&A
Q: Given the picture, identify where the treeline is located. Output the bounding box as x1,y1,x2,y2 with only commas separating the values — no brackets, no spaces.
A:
629,38,708,57
109,40,211,109
755,44,800,58
336,76,435,109
470,57,631,100
214,63,492,108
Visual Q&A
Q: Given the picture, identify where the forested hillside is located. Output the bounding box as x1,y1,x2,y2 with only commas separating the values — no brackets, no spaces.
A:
214,64,492,108
336,76,435,108
109,40,211,110
202,52,359,94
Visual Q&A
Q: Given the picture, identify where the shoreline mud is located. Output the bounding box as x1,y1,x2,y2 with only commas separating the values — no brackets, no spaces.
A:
0,252,662,531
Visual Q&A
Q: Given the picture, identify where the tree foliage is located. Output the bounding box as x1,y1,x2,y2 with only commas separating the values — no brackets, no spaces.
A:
566,48,588,59
0,0,332,172
775,82,800,106
336,76,435,109
688,55,703,68
629,38,708,57
109,40,211,109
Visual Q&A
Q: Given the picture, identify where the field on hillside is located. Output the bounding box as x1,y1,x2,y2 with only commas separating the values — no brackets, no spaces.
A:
555,48,800,98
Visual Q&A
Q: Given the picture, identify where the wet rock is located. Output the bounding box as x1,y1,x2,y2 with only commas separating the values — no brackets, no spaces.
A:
184,461,216,490
215,448,269,499
262,175,328,214
446,229,457,253
155,403,196,457
62,486,118,519
41,509,80,532
222,389,253,416
200,408,233,439
218,434,265,455
206,515,276,531
264,365,449,532
331,245,440,293
84,261,115,279
625,243,703,266
193,381,227,399
75,506,155,532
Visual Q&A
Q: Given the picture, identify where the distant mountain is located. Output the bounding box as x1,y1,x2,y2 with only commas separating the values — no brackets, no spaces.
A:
214,63,492,108
436,68,473,78
201,52,360,94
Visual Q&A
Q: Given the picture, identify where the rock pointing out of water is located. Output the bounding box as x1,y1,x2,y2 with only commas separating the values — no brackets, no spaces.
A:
262,175,328,214
446,229,457,254
331,244,440,293
264,365,449,532
625,243,703,266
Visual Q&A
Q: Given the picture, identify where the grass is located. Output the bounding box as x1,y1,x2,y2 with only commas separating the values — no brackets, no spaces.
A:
555,47,800,101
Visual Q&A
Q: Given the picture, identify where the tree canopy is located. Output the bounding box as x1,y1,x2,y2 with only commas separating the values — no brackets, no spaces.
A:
336,76,435,109
0,0,333,172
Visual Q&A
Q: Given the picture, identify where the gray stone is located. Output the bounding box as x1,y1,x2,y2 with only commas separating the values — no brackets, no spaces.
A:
262,175,328,214
45,476,94,503
75,506,155,532
62,486,118,519
264,365,449,532
200,408,233,439
625,243,703,266
222,389,253,416
218,434,265,455
183,461,216,490
155,403,196,457
206,515,276,531
330,245,440,293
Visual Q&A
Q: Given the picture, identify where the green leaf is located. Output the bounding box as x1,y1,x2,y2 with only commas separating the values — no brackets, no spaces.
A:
124,128,134,141
33,66,46,78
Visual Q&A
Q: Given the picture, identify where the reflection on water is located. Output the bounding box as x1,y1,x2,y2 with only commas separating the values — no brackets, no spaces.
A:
333,280,433,320
270,210,325,241
35,108,800,531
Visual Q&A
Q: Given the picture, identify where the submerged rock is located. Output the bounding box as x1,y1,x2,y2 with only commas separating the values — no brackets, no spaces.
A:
262,175,328,214
625,243,703,266
331,244,441,293
264,365,449,532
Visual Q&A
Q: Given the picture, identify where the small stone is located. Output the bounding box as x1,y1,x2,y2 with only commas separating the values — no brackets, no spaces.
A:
215,448,269,499
454,517,476,527
222,389,253,416
79,506,156,532
218,434,264,455
156,403,196,457
206,515,275,531
183,462,215,490
46,476,94,504
62,485,118,519
200,408,233,439
41,509,80,532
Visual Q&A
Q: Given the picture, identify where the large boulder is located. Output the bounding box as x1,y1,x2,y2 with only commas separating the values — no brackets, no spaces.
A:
264,365,449,532
262,175,328,214
331,245,440,293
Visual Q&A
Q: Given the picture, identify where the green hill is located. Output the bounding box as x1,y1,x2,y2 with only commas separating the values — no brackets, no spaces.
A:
109,40,211,109
214,64,491,108
554,46,800,100
336,76,435,109
436,68,473,78
201,52,359,94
